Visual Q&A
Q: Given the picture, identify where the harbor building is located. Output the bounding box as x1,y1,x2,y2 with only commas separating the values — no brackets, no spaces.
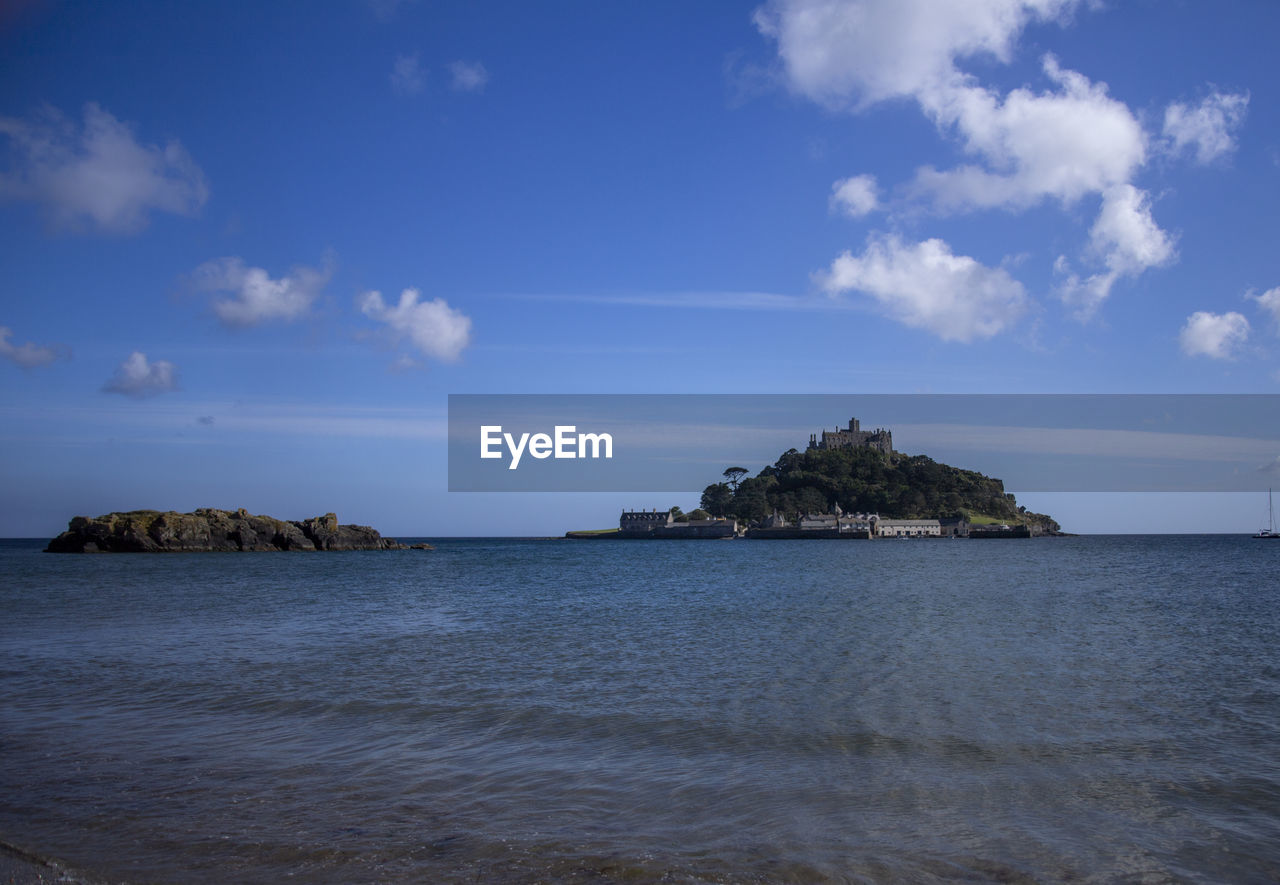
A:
876,518,942,538
619,509,673,533
619,509,738,539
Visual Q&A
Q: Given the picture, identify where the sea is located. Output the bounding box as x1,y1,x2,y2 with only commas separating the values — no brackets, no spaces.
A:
1,535,1278,884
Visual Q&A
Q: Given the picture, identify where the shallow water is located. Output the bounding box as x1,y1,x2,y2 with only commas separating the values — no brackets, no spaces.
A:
2,536,1278,883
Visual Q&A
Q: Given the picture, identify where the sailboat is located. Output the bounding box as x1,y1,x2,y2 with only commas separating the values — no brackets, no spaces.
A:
1254,489,1279,539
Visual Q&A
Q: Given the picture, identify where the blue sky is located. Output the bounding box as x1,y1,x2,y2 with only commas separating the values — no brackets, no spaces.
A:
2,0,1279,536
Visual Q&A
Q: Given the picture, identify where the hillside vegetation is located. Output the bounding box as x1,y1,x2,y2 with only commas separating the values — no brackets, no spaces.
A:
700,446,1059,532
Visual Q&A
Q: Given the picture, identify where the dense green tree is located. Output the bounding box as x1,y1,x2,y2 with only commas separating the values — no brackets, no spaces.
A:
794,486,828,516
722,466,748,491
700,483,733,517
707,441,1058,531
732,475,775,522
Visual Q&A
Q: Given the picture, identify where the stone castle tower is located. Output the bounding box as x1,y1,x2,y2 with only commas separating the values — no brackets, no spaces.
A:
807,417,893,455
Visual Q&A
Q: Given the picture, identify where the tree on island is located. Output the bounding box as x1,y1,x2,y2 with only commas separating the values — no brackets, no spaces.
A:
722,466,748,491
700,483,733,517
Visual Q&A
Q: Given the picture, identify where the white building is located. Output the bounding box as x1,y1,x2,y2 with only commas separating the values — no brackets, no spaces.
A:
876,518,942,538
838,513,878,534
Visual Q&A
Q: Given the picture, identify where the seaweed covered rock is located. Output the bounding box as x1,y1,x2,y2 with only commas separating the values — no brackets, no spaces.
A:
45,509,407,553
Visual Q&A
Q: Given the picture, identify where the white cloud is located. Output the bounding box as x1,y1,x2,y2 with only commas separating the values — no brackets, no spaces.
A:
103,351,179,397
1252,287,1280,334
389,353,420,372
449,61,489,93
1053,264,1110,318
755,1,1189,317
1089,184,1176,276
910,56,1147,212
829,174,879,217
1059,184,1177,315
391,54,426,95
1179,311,1249,360
0,326,65,368
358,288,472,362
1163,91,1249,164
191,257,331,327
754,0,1082,110
818,235,1028,341
0,102,207,233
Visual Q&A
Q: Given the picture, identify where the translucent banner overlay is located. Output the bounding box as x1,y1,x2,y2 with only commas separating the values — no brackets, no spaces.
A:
448,394,1280,492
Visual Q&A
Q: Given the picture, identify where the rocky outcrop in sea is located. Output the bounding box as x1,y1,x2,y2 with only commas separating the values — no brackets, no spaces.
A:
44,509,423,553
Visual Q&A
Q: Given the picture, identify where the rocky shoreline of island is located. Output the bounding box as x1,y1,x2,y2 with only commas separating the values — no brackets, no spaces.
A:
44,508,431,553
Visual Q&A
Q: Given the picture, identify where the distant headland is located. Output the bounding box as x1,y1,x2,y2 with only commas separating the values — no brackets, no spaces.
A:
45,509,429,553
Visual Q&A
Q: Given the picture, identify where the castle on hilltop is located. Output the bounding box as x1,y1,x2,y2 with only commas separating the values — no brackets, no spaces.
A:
807,417,893,455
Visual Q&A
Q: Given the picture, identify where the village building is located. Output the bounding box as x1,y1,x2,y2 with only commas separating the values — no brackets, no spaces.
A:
876,518,942,538
760,510,789,529
838,514,879,535
799,512,839,530
798,506,879,533
619,509,737,539
619,509,673,534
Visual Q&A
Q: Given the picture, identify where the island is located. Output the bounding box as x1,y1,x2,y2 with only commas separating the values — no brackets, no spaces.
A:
569,416,1062,540
44,508,429,553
